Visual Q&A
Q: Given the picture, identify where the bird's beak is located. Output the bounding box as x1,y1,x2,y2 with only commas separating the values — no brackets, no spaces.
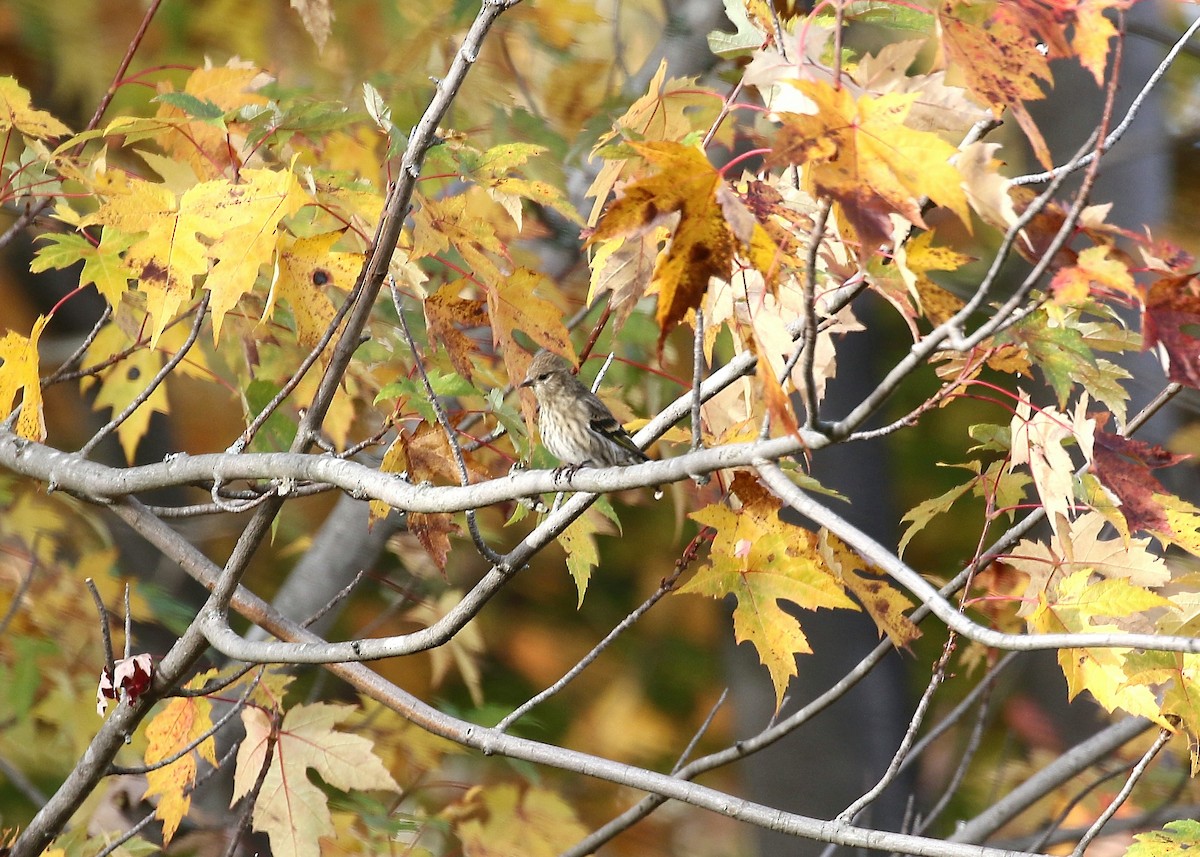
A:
519,377,534,389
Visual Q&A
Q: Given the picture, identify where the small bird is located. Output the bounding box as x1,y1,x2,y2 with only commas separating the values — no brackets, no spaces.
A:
520,350,649,479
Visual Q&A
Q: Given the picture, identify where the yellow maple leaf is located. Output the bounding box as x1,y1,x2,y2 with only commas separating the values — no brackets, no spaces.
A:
187,167,309,339
266,232,361,347
1073,1,1120,85
819,530,920,648
679,475,857,708
0,315,49,441
144,675,219,844
89,178,206,346
0,76,70,138
559,508,615,606
485,267,575,394
1028,571,1171,724
410,192,508,279
91,169,308,345
405,591,485,706
89,335,171,464
770,80,969,253
452,783,589,857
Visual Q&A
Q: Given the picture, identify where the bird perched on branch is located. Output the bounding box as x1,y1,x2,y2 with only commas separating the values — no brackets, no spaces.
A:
520,350,650,479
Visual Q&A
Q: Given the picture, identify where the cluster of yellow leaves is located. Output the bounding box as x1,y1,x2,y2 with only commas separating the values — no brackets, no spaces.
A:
83,167,307,345
769,81,970,250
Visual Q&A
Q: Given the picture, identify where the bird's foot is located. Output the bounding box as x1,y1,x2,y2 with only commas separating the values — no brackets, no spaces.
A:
552,463,582,484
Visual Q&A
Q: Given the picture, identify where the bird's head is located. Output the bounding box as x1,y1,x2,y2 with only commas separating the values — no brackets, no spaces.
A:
520,350,575,392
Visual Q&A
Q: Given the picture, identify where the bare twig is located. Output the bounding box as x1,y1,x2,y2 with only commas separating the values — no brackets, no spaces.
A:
799,200,831,431
0,548,39,638
389,276,502,564
223,713,278,857
1069,728,1174,857
85,577,116,679
948,718,1155,844
42,305,112,387
496,563,685,732
79,293,210,459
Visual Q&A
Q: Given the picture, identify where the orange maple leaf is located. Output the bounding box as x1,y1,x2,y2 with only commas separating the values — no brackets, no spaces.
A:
144,692,218,844
937,1,1055,167
769,80,970,254
591,142,780,348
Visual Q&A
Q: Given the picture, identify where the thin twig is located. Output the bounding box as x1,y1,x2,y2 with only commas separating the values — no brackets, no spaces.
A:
42,305,112,387
85,577,116,679
1069,728,1173,857
672,688,728,774
79,293,210,459
0,753,48,808
911,670,996,835
1027,758,1140,852
799,200,832,430
223,714,278,857
690,308,708,477
122,582,132,659
837,629,953,822
496,564,685,732
389,277,502,565
0,548,39,637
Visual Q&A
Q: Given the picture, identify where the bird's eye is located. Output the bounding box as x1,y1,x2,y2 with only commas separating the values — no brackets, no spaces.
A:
538,373,551,381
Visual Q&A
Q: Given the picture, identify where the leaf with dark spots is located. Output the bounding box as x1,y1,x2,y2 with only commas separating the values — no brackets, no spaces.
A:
140,259,169,284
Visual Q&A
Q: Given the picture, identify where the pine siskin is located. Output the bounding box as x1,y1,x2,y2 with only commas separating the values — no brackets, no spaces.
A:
520,350,649,478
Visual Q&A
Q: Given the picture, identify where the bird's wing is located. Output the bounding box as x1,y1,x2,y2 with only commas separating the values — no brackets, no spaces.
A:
585,398,648,460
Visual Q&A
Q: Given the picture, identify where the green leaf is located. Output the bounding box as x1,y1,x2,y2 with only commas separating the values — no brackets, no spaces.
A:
1125,819,1200,857
967,422,1011,453
486,386,529,459
846,1,935,32
245,379,298,452
1003,308,1097,406
154,91,227,123
898,476,973,556
31,232,92,272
